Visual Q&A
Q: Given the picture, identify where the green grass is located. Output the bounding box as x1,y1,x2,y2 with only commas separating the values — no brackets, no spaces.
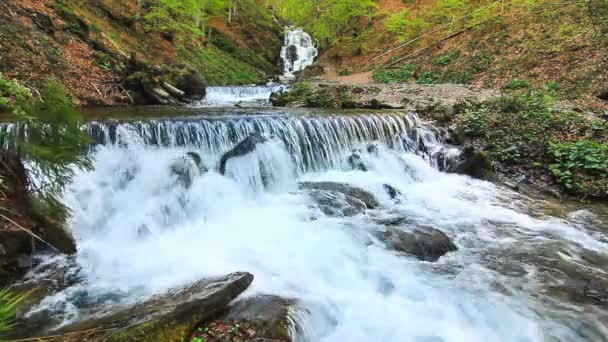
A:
0,289,23,340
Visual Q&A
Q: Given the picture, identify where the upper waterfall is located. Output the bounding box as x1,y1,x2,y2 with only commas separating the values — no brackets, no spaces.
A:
280,27,318,79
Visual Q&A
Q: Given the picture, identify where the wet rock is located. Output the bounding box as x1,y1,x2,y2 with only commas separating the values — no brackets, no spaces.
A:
219,134,268,175
447,146,494,180
12,272,254,341
300,181,380,209
285,45,299,65
170,152,207,188
383,184,401,200
347,152,367,171
213,295,297,341
306,189,367,217
378,226,458,262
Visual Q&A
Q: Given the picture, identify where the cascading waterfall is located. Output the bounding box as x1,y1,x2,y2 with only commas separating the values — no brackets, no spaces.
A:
16,109,608,341
83,113,447,172
197,84,287,107
281,27,318,79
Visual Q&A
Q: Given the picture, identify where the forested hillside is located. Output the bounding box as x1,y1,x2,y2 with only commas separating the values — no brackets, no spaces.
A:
270,0,608,109
0,0,283,106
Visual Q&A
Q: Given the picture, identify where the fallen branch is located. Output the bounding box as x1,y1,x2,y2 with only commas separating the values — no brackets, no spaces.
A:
0,212,58,253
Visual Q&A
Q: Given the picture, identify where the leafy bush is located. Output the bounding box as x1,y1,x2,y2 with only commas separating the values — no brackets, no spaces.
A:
0,73,31,112
416,71,439,84
549,141,608,195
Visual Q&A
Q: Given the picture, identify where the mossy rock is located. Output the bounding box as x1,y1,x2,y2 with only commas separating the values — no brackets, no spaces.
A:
12,272,254,342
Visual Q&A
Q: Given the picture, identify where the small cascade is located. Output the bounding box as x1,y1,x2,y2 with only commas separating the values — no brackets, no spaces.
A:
83,112,446,173
280,27,318,79
197,84,287,107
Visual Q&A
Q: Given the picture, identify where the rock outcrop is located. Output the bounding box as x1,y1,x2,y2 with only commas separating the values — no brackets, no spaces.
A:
11,272,254,342
447,146,494,180
219,134,268,175
378,225,458,262
300,181,380,211
192,295,297,342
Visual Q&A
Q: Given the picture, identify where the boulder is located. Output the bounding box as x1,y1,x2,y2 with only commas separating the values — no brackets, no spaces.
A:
447,146,494,180
306,189,367,217
11,272,254,342
192,295,297,342
299,181,380,209
219,134,268,175
170,152,207,188
378,225,458,262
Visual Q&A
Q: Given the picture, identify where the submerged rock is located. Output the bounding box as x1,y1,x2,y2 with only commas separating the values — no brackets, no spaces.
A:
306,189,367,217
170,152,207,188
378,226,458,262
347,152,367,171
12,272,254,341
300,181,380,210
219,134,268,175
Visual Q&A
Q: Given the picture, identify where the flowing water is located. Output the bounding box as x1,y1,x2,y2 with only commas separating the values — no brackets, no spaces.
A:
6,25,607,342
197,84,287,107
17,106,607,342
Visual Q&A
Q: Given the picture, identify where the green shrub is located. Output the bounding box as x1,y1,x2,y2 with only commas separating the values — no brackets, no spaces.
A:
549,140,608,194
416,71,439,84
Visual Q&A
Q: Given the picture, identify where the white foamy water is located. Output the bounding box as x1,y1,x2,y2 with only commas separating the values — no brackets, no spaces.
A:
27,112,608,341
195,85,287,107
281,27,318,79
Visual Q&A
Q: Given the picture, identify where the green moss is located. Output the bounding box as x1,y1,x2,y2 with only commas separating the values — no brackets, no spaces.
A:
176,46,266,85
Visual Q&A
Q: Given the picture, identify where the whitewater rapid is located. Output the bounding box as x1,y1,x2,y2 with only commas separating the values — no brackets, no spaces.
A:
26,111,607,341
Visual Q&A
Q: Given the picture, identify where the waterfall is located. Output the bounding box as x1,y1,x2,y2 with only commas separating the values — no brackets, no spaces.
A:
196,84,287,107
280,27,318,79
83,112,449,173
11,108,607,341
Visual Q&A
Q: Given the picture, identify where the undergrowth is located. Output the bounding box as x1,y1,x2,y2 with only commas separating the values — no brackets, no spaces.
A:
0,289,23,340
460,88,608,198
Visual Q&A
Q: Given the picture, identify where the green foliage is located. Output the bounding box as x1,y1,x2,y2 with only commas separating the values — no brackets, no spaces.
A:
268,0,377,46
460,90,607,197
373,64,417,83
11,80,92,220
385,9,430,42
504,79,531,91
0,289,23,340
416,71,439,84
433,48,461,66
0,73,31,112
549,140,608,195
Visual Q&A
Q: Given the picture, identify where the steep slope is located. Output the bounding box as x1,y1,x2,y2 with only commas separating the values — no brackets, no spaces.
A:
313,0,608,110
0,0,283,106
